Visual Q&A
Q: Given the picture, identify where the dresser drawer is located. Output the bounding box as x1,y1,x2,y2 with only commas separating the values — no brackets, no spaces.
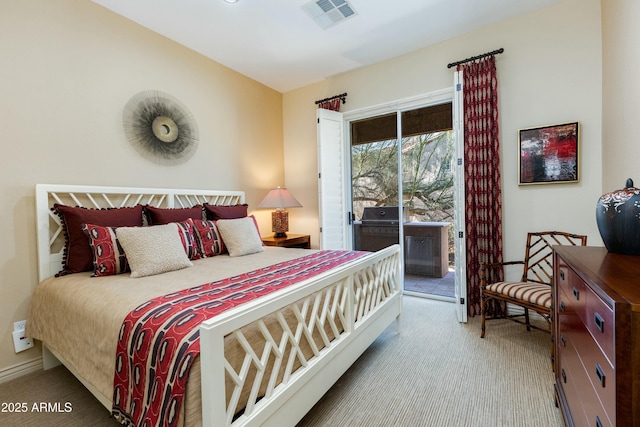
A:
556,261,587,321
585,287,615,364
584,402,613,427
559,339,612,427
556,292,588,426
555,260,571,295
556,287,581,349
571,323,615,424
557,288,615,426
557,346,588,427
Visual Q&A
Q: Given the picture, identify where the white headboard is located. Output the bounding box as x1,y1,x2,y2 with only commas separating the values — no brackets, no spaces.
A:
35,184,245,282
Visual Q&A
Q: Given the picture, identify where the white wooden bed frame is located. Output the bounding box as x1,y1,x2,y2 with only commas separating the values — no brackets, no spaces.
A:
35,184,402,427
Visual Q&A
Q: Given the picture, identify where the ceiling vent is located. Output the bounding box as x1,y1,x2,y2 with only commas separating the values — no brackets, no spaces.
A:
302,0,357,29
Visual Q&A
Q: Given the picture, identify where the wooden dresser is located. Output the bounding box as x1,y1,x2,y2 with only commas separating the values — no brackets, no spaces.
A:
553,246,640,427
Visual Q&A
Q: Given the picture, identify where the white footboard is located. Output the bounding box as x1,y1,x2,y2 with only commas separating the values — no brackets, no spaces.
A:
199,244,402,427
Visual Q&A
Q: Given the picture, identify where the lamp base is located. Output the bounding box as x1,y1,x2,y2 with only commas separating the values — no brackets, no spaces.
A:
272,210,289,238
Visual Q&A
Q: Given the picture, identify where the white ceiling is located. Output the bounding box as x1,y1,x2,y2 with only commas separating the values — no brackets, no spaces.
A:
92,0,566,93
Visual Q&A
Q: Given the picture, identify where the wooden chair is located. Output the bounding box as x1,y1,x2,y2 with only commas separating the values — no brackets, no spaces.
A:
480,231,588,338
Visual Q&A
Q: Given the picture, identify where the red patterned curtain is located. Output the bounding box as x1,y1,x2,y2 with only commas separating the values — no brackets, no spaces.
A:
459,56,504,317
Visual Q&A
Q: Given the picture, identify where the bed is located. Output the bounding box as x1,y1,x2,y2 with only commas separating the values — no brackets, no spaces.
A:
26,184,402,427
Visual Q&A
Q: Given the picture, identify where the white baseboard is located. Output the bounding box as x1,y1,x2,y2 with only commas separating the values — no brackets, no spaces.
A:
0,357,43,384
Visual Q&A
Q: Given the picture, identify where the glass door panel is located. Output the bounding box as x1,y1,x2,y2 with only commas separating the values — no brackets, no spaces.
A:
350,113,399,221
350,113,400,252
350,103,456,300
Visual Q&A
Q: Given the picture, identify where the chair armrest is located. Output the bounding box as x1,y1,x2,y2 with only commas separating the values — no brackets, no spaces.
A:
481,260,524,270
480,261,524,288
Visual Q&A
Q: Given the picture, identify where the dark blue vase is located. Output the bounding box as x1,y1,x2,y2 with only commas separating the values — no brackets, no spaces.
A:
596,178,640,255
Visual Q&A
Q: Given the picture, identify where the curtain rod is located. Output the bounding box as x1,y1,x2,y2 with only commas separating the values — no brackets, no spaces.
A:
447,48,504,69
314,92,348,105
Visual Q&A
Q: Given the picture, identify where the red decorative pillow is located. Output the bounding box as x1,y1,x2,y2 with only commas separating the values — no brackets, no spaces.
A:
144,205,203,225
53,204,144,276
175,218,202,260
192,219,226,257
82,224,129,277
203,203,248,220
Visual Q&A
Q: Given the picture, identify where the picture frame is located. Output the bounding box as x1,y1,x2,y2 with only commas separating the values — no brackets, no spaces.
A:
518,121,579,185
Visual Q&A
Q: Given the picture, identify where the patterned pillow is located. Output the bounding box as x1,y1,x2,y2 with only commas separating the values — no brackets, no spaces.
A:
53,204,144,276
192,219,226,257
116,223,193,278
144,205,203,225
175,218,202,260
82,224,129,277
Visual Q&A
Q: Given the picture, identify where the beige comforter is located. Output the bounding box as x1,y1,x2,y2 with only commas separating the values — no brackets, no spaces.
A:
26,246,316,427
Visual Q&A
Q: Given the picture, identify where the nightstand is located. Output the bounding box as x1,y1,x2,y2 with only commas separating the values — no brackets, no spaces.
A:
262,234,311,249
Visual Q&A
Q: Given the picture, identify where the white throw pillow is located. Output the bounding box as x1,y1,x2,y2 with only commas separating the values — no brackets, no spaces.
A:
216,217,265,257
116,223,193,278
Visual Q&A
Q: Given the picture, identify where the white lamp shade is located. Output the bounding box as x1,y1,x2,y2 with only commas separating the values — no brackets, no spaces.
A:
257,187,302,209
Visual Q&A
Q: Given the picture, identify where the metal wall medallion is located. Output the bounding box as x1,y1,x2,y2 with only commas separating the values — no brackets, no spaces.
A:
123,90,199,165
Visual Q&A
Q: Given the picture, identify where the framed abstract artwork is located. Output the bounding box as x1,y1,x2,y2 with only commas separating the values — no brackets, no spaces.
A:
518,121,579,185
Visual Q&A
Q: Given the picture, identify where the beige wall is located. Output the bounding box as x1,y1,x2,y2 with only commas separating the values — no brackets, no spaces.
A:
602,0,640,191
0,1,283,376
284,0,603,266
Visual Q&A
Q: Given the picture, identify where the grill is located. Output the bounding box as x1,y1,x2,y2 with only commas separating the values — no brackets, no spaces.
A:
353,206,450,278
353,207,406,252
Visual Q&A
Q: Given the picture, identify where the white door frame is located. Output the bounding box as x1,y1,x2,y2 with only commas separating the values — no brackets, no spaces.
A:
453,73,468,323
341,88,468,322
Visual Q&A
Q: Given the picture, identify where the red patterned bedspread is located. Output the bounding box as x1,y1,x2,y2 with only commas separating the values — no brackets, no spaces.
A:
112,250,367,427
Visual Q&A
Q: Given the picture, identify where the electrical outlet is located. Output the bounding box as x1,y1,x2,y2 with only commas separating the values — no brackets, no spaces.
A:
12,320,33,353
13,320,26,332
12,330,33,353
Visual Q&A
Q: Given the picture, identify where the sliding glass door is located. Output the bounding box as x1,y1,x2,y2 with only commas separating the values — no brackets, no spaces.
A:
349,103,456,300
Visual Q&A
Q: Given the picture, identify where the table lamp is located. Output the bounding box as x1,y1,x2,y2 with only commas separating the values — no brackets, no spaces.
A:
257,187,302,238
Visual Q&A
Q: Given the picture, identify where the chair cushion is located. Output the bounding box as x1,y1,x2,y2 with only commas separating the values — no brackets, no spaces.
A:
485,281,552,308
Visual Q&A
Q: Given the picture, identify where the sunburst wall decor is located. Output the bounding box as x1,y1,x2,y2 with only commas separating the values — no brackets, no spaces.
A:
123,90,199,165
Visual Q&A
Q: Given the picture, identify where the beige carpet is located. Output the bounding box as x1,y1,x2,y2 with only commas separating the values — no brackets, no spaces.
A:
0,296,563,427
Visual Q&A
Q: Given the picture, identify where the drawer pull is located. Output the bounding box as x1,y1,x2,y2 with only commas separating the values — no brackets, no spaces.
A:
561,368,567,384
594,312,605,333
560,301,565,312
559,269,565,281
561,335,566,347
596,416,603,427
596,363,606,387
572,287,580,300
